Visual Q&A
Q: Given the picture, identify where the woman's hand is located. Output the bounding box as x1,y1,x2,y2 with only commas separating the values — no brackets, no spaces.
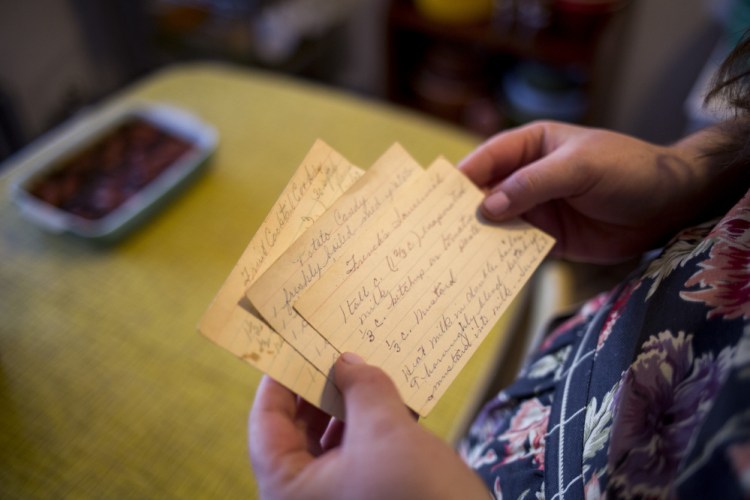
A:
459,121,731,263
249,353,489,500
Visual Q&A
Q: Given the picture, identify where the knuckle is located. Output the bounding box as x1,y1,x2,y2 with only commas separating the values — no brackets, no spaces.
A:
507,169,538,196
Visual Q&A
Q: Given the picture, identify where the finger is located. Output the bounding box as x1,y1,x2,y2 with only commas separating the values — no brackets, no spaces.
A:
458,121,553,188
295,397,334,457
480,146,594,221
333,352,413,425
248,376,313,481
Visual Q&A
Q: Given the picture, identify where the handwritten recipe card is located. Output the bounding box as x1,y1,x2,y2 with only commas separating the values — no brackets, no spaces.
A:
199,141,554,419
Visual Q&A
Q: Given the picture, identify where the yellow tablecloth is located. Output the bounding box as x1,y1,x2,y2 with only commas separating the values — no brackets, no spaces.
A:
0,62,522,498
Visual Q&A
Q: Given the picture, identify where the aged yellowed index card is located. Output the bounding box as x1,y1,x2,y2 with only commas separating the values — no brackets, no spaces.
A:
295,157,555,416
198,140,363,419
201,140,554,419
246,144,424,373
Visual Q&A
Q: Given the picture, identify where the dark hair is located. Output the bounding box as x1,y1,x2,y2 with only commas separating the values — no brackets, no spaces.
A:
702,31,750,173
706,32,750,114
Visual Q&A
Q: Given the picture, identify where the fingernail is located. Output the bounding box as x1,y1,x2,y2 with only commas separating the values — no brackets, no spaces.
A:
484,190,510,216
341,352,364,364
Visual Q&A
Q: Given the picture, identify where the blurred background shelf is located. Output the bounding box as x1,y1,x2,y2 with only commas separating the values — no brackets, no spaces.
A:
386,0,630,135
0,0,733,163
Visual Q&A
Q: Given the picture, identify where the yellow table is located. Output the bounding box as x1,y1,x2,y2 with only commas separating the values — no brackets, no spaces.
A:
0,62,524,498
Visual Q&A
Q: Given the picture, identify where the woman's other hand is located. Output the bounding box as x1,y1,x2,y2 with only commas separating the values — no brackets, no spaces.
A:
249,353,489,500
459,121,731,263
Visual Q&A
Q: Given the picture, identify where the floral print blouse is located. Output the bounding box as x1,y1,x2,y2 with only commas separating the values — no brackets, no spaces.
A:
460,190,750,499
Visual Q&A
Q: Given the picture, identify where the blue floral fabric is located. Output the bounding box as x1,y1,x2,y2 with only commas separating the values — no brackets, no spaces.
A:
460,191,750,499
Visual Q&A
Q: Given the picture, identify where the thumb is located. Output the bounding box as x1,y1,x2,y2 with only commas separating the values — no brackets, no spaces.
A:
481,153,584,221
334,352,413,424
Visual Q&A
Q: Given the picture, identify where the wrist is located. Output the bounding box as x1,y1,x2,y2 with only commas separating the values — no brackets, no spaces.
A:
664,124,750,227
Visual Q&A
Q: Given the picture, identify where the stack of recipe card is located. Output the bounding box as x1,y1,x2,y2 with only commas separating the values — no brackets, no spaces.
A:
198,140,554,420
